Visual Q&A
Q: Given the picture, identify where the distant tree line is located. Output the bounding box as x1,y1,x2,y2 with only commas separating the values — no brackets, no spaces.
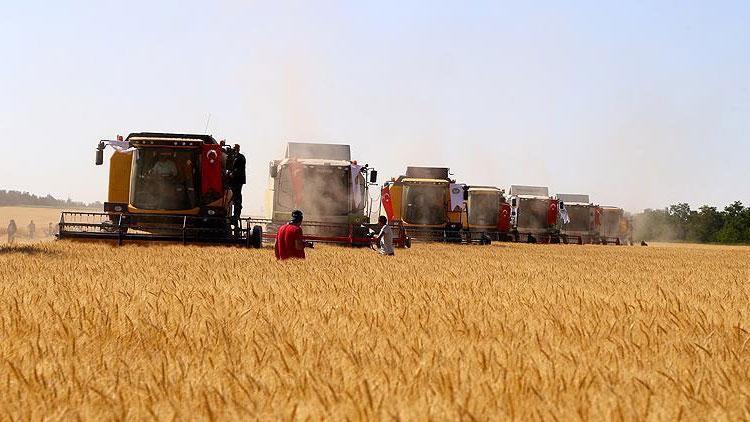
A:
634,202,750,244
0,190,101,209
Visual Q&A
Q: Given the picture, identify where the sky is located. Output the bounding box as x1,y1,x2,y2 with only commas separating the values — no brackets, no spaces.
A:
1,0,748,213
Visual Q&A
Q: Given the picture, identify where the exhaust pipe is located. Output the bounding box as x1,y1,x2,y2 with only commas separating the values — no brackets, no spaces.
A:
95,141,105,165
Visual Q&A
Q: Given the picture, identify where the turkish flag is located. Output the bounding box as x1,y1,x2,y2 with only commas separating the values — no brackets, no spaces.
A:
381,185,394,221
498,202,511,232
200,144,223,198
547,199,558,226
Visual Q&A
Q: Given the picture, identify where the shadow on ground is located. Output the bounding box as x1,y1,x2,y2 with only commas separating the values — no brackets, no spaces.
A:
0,244,59,256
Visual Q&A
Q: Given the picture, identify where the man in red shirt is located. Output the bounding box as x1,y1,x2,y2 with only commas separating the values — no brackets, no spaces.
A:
275,210,307,260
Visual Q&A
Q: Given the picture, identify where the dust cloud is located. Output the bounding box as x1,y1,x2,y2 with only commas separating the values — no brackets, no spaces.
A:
273,165,356,222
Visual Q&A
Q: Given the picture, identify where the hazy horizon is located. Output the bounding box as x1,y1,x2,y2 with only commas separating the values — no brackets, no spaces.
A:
2,1,748,214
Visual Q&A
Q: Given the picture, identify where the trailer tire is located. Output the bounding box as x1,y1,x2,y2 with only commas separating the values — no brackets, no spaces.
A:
251,225,263,248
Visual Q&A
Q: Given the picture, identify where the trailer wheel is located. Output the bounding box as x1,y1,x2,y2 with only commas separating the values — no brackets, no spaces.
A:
251,225,263,248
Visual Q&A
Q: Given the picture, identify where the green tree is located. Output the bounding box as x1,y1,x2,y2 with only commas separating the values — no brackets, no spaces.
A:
686,206,723,243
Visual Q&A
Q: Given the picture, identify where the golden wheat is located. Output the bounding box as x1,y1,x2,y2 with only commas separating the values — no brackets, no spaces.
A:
0,237,749,420
0,206,68,241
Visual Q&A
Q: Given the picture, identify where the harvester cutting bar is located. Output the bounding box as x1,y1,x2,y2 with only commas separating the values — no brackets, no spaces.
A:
507,232,561,244
561,234,584,245
245,219,411,248
58,212,413,248
600,236,624,245
58,212,263,247
402,228,492,244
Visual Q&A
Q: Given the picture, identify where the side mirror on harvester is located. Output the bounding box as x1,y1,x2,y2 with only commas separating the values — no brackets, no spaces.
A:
269,162,277,178
95,142,104,165
463,186,469,201
369,170,378,184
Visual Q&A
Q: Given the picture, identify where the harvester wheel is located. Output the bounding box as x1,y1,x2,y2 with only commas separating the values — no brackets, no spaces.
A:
404,237,412,248
251,225,263,249
480,234,492,245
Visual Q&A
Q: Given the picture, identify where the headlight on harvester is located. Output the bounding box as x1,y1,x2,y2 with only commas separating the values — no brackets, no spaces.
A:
207,209,216,216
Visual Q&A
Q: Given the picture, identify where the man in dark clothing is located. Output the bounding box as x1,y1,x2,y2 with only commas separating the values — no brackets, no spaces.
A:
230,144,246,221
7,220,17,244
28,220,36,240
275,210,308,260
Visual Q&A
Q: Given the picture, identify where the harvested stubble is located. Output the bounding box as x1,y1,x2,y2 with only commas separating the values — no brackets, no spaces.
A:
0,240,749,420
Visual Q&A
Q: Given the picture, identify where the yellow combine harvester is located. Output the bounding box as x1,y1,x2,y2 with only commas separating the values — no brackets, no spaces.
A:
381,167,468,242
58,132,263,247
598,206,634,245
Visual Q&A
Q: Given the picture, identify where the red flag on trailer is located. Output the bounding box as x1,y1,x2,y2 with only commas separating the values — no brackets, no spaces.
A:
200,144,223,200
381,185,394,221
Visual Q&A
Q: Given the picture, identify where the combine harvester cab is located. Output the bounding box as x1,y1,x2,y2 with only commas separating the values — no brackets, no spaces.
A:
508,185,559,243
58,132,263,247
262,142,387,246
555,193,600,244
381,167,477,243
465,186,511,242
598,206,633,245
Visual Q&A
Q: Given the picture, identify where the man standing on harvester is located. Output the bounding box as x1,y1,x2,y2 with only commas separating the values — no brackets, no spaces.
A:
229,144,246,223
275,210,309,260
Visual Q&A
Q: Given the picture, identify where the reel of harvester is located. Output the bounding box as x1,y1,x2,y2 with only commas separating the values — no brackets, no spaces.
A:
59,212,412,249
58,211,263,248
247,218,412,248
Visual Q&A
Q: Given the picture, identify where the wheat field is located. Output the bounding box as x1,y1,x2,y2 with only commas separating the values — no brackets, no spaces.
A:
0,206,75,242
1,237,749,420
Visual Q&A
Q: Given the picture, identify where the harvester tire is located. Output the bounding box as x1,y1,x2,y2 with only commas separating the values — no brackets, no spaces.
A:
405,237,412,248
251,225,263,248
480,234,492,245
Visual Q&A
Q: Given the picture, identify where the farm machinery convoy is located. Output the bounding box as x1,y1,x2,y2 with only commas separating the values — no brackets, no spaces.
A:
58,131,634,247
